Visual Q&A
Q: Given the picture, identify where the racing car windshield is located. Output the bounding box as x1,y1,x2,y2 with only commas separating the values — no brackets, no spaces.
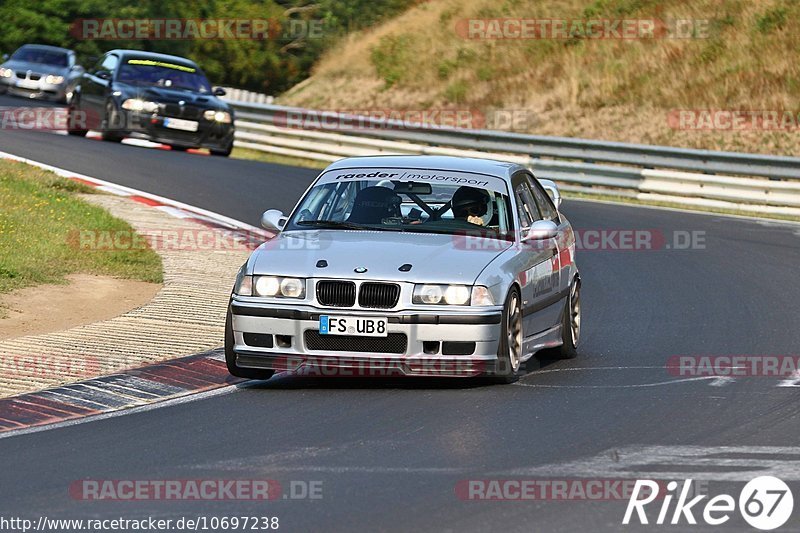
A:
117,59,212,93
10,47,68,67
285,171,514,239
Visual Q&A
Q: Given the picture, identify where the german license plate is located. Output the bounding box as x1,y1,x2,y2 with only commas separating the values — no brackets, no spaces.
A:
163,117,198,132
16,79,39,89
319,315,388,337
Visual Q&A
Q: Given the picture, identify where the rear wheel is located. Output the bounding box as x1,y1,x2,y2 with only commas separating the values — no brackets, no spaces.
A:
492,287,523,383
225,307,275,380
66,104,88,137
557,279,581,359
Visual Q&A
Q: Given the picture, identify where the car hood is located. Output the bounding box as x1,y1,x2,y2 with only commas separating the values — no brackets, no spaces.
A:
251,230,511,284
117,84,226,109
2,60,68,76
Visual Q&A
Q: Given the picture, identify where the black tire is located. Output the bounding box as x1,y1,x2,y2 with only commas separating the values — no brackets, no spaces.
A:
66,104,88,137
225,307,275,380
557,279,581,359
491,286,524,383
210,140,233,157
100,102,124,142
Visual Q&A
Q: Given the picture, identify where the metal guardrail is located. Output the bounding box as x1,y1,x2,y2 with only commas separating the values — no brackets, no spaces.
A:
228,101,800,216
220,88,274,105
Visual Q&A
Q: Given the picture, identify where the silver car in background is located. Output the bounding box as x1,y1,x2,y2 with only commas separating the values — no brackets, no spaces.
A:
0,44,84,103
226,155,581,383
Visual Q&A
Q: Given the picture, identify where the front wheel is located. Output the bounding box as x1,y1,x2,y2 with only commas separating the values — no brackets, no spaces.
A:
100,102,124,142
492,287,523,383
210,140,233,157
225,308,275,380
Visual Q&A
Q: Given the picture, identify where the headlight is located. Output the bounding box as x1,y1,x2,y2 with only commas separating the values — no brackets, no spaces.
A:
412,284,495,306
121,98,158,113
254,276,280,297
44,75,64,84
444,285,471,305
413,284,471,305
253,276,305,299
204,109,232,123
280,278,304,298
0,68,13,78
414,284,444,304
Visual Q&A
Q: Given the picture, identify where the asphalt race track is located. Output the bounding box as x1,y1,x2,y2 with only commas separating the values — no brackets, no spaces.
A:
1,94,799,531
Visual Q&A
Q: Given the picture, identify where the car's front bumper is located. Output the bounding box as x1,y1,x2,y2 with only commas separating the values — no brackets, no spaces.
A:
230,300,504,377
1,78,68,101
119,110,234,150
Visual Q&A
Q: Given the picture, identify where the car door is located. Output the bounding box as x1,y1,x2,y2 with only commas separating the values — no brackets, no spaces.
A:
511,171,560,339
527,174,573,301
80,53,118,126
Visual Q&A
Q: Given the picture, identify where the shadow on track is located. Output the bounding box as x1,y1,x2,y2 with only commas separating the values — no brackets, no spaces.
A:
237,353,566,390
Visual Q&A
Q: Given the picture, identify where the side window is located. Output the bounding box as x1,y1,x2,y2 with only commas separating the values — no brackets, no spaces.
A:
99,54,118,74
527,177,559,222
514,182,540,228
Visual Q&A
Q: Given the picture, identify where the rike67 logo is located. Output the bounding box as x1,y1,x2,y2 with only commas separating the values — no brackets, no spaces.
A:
623,476,794,530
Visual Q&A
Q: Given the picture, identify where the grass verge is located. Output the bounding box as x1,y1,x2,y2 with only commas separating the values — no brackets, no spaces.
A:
231,147,328,170
0,159,163,314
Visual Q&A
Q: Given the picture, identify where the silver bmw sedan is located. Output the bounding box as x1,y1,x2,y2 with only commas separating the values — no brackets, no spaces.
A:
226,155,580,383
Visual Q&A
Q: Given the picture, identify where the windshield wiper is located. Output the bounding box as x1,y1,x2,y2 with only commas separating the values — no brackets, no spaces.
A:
296,220,372,230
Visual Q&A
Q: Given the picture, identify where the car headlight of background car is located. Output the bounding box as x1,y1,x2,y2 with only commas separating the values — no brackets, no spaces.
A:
121,98,159,112
0,68,13,78
44,75,64,84
234,274,306,299
412,284,495,306
204,110,232,123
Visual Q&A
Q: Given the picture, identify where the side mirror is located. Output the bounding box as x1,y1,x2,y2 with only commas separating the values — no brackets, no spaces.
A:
1,53,8,61
539,179,562,211
261,209,286,231
213,87,226,97
522,220,559,242
96,70,111,80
